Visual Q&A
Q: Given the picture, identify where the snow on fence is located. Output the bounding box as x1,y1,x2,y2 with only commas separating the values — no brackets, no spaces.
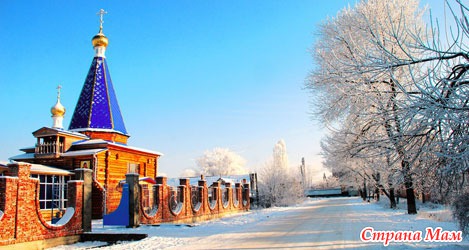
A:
138,176,250,225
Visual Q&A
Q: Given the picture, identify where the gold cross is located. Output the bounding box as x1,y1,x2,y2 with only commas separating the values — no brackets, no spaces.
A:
97,9,108,33
57,85,62,99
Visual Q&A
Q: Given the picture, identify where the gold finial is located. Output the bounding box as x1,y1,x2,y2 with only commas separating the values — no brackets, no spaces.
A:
92,9,109,48
97,9,107,34
51,85,66,117
57,85,62,100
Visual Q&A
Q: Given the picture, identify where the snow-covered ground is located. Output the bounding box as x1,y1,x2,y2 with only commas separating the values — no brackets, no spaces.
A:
50,197,468,249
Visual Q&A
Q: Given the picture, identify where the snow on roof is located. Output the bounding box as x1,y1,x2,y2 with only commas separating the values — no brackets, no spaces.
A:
3,162,73,176
72,139,108,145
72,139,163,156
55,128,89,137
28,163,73,176
0,161,8,173
19,146,35,151
69,127,128,136
120,144,163,156
9,153,35,161
10,148,107,160
62,148,107,157
32,127,89,139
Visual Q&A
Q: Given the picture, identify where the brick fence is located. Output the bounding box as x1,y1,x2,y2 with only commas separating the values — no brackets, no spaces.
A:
105,174,250,226
140,176,250,224
0,163,251,246
0,163,86,247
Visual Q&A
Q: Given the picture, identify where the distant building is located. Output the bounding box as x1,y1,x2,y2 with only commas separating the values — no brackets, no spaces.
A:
9,13,162,219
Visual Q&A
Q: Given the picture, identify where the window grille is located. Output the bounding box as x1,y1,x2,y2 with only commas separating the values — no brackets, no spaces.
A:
31,174,69,210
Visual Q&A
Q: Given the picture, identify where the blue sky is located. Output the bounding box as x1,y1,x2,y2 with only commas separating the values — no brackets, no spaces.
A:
0,1,443,178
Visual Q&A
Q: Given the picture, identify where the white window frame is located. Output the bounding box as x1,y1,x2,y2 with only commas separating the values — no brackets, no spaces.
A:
31,174,69,210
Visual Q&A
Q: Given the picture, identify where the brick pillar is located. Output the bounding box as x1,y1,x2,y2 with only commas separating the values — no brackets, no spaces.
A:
7,163,34,240
156,176,167,185
179,178,189,186
75,168,93,232
198,180,207,213
156,176,168,220
235,183,241,209
8,163,31,180
179,179,190,216
66,180,85,232
0,170,19,242
243,182,250,209
225,183,232,209
212,182,220,212
126,173,140,228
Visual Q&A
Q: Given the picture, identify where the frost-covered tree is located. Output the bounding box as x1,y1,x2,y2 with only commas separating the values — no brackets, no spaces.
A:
307,0,429,214
273,139,289,171
258,140,303,207
196,148,248,176
314,174,340,189
308,0,469,215
180,168,199,178
321,123,402,208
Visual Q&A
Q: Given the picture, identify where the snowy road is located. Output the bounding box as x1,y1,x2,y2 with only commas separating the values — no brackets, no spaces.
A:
52,197,468,249
177,198,374,249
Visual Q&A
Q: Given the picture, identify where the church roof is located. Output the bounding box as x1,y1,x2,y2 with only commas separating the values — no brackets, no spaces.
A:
68,56,128,135
28,163,73,176
9,153,35,161
72,139,163,156
0,162,73,176
61,148,107,157
32,126,89,139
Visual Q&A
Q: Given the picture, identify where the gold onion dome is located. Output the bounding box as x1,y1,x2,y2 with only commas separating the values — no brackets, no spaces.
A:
92,32,109,48
51,99,66,117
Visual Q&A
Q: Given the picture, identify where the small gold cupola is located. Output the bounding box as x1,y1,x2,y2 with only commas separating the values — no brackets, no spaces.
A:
92,33,109,48
51,85,66,129
51,100,65,116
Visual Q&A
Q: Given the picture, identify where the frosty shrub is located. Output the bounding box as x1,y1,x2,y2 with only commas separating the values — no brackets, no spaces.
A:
257,160,303,207
256,140,304,207
196,148,248,176
452,192,469,236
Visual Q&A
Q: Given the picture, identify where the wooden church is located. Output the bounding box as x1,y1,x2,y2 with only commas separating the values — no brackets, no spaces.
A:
10,11,162,219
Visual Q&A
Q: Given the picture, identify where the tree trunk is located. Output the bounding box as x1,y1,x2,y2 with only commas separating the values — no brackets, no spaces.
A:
380,185,396,209
403,160,417,214
362,179,367,201
421,179,426,204
389,188,396,209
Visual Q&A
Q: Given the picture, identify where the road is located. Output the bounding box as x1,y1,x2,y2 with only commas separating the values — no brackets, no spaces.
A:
179,197,377,249
56,197,466,249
